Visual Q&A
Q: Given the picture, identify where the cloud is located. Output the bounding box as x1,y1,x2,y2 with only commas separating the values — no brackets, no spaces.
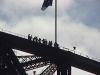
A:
0,0,45,24
0,0,100,74
0,0,74,24
9,15,55,41
57,18,100,58
66,0,100,29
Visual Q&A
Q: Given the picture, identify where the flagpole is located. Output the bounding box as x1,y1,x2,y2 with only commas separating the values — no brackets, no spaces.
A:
55,0,57,43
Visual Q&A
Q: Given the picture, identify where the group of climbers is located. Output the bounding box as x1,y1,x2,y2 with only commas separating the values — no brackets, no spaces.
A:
28,34,59,48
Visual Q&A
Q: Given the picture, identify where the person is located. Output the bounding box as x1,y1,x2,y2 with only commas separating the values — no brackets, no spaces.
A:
38,38,41,43
45,39,47,45
33,36,38,42
28,34,32,41
48,41,53,47
42,38,45,44
54,42,59,48
42,39,47,45
28,34,31,40
73,46,76,50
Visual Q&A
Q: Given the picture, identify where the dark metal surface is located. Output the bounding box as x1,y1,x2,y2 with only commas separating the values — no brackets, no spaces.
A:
0,46,27,75
0,31,100,74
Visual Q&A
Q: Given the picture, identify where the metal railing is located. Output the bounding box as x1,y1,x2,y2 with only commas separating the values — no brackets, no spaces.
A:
60,46,100,62
0,28,28,39
0,28,100,62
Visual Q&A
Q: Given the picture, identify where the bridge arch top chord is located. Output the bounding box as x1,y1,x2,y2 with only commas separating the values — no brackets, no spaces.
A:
0,28,100,74
0,28,100,63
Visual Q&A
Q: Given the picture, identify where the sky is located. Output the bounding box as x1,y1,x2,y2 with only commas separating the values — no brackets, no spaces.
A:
0,0,100,75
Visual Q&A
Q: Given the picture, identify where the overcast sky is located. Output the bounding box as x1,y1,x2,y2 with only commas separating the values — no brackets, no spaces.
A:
0,0,100,75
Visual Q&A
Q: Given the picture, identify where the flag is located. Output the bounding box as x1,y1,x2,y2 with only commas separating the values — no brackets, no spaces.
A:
41,0,53,11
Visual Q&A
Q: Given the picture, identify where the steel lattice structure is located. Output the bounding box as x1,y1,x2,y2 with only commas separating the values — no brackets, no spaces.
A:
0,31,100,75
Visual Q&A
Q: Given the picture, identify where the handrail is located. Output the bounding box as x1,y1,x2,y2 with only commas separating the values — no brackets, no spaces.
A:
0,28,27,39
60,46,100,62
0,28,100,62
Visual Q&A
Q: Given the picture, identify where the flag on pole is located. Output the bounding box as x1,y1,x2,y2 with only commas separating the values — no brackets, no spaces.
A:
41,0,53,11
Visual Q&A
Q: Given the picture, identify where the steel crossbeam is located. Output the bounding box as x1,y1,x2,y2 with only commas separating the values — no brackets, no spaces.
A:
0,46,27,75
17,55,41,63
40,64,57,75
21,58,50,71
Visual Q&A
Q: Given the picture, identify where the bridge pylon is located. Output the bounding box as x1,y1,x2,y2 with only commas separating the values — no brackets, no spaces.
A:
56,57,71,75
57,64,71,75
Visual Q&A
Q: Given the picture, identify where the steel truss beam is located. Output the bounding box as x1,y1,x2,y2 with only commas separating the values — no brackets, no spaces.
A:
40,64,57,75
0,45,27,75
17,55,42,63
18,55,57,74
21,58,50,71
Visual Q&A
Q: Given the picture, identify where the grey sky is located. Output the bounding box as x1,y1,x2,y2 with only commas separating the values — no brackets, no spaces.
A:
66,0,100,28
0,0,100,75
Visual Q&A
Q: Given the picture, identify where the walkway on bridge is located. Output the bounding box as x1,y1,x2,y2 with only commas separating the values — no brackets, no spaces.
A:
0,31,100,75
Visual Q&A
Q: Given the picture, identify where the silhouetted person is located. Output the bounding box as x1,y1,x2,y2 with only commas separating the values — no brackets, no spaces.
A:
73,46,76,50
54,42,59,48
48,41,53,47
33,36,38,42
45,39,47,45
38,38,41,43
28,34,30,39
42,39,44,44
35,36,38,42
28,34,32,40
30,35,32,40
42,39,47,45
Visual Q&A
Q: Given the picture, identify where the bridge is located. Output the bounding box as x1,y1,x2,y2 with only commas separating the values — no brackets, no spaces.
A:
0,30,100,75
